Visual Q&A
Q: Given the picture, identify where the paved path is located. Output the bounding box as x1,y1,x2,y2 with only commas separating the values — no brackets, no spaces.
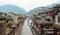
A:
20,18,33,35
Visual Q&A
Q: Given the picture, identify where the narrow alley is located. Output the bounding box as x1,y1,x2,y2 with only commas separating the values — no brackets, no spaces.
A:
20,18,33,35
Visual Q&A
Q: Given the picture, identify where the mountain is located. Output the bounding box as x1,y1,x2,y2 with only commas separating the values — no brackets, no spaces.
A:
28,3,58,16
27,7,51,16
0,4,27,15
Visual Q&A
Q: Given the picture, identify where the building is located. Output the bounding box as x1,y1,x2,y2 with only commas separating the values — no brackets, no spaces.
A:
0,12,6,35
6,12,19,23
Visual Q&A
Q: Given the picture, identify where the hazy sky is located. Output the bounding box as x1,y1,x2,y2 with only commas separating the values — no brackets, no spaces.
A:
0,0,60,12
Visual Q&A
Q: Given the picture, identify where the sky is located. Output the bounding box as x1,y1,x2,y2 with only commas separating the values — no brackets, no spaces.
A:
0,0,60,12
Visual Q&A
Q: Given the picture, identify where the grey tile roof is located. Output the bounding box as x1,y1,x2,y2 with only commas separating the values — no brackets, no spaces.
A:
6,15,12,20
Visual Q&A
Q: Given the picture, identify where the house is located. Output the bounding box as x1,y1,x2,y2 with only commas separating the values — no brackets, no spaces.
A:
52,4,60,35
53,11,60,29
53,11,60,35
6,12,19,23
0,12,6,35
52,4,60,28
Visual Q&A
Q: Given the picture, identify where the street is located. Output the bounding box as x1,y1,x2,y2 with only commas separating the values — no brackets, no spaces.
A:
20,18,33,35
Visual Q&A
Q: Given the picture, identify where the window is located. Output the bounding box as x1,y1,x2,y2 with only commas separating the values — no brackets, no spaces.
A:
38,13,41,15
45,18,51,22
36,18,41,21
0,19,3,21
58,16,60,23
0,24,2,28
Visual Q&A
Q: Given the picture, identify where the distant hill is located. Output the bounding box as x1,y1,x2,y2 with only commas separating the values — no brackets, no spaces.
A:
0,4,27,15
27,7,51,16
27,3,57,16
